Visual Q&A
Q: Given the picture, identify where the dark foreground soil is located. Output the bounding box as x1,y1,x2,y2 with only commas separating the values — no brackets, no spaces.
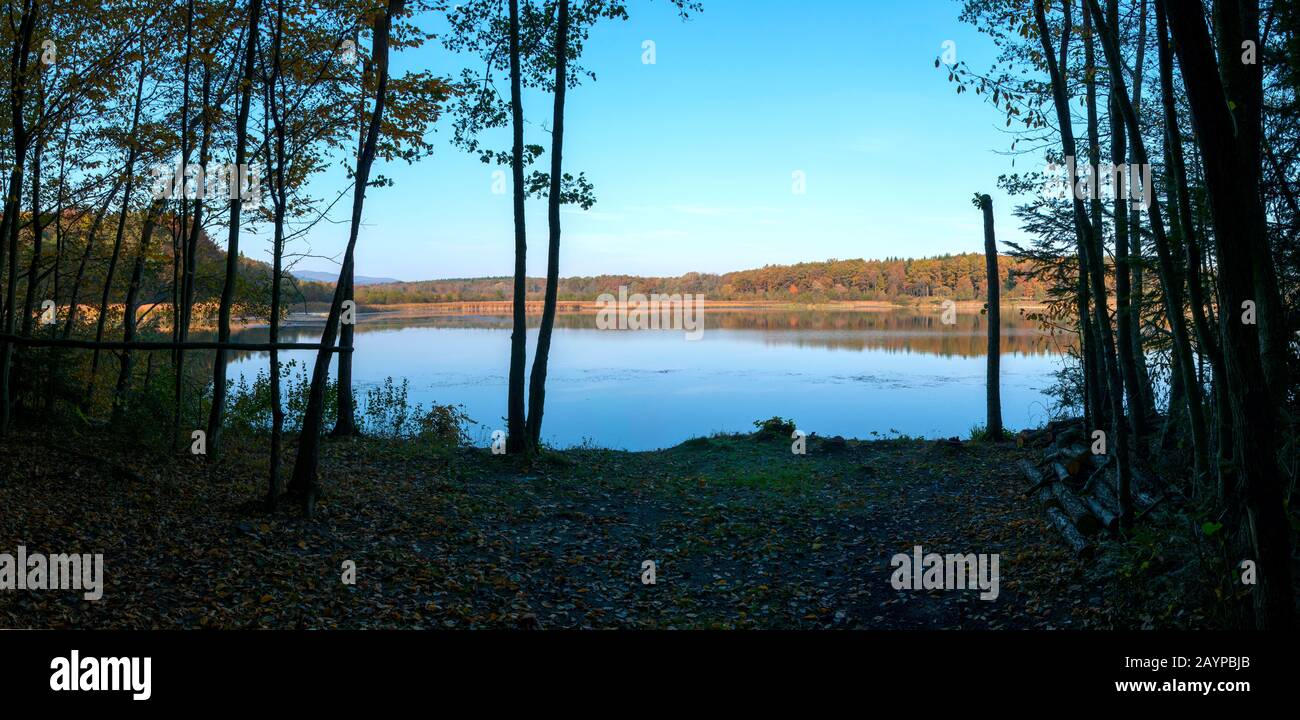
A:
1,427,1132,629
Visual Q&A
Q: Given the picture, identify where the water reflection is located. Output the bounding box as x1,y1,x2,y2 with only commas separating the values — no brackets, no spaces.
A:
227,307,1068,450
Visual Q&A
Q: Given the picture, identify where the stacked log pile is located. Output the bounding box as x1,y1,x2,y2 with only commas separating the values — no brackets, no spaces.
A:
1016,418,1166,558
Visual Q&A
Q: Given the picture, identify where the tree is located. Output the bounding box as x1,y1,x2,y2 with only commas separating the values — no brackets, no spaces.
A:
1163,0,1295,630
205,0,265,461
976,193,1002,440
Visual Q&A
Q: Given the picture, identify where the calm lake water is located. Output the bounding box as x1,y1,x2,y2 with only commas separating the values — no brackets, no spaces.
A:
229,307,1069,451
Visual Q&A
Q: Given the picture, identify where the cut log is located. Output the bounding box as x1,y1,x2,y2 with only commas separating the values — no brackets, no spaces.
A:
1045,506,1095,559
1091,480,1120,515
1052,483,1101,536
1094,471,1157,515
1052,462,1072,484
1129,467,1163,509
1018,460,1060,509
1083,495,1119,534
1044,444,1091,478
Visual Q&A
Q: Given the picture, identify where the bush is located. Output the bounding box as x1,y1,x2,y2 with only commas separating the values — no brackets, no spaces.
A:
753,416,797,437
224,366,474,446
968,423,1015,443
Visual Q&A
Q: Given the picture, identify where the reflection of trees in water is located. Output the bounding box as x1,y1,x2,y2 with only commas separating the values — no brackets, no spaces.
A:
228,308,1073,359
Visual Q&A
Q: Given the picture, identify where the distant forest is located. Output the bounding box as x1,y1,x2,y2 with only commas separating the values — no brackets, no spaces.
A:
296,254,1051,305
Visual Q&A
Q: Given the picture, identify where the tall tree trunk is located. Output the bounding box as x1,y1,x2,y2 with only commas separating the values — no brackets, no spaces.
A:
525,0,570,449
1164,0,1294,629
505,0,529,454
333,29,366,439
1155,0,1230,498
1126,0,1154,413
1088,0,1210,489
0,0,38,433
206,0,264,461
978,194,1002,440
265,0,287,508
87,42,148,407
174,60,211,451
112,199,166,421
1036,0,1133,530
288,0,404,517
170,0,196,453
21,81,44,342
1106,0,1150,449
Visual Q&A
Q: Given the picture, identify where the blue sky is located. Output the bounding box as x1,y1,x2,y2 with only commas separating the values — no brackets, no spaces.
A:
284,0,1032,282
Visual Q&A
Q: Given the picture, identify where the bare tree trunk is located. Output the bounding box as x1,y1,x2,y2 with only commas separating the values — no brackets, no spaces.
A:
0,0,38,433
206,0,264,461
505,0,529,454
1036,0,1133,530
979,193,1002,440
1126,0,1154,413
1105,0,1149,449
170,0,196,453
174,59,211,451
87,41,148,407
288,0,404,517
526,0,570,450
21,80,44,342
265,0,287,508
333,29,366,439
112,199,166,421
1155,0,1229,498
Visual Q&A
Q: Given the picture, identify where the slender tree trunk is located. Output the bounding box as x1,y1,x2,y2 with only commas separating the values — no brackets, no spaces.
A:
1079,263,1100,427
206,0,264,460
1037,0,1133,530
170,0,195,453
288,0,404,517
87,43,148,406
978,194,1002,440
1156,0,1229,498
525,0,570,449
505,0,529,454
46,114,70,410
1105,0,1149,449
1126,0,1154,413
112,199,166,421
265,1,287,508
333,29,366,439
21,84,44,342
175,61,211,451
0,0,38,433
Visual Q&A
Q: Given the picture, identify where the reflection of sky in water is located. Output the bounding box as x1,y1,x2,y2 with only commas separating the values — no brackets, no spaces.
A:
230,312,1064,451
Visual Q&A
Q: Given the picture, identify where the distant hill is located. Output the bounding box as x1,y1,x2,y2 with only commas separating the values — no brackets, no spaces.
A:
292,270,401,286
293,254,1051,305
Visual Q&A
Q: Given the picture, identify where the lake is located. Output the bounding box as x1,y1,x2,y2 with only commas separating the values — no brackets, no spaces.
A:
228,305,1070,450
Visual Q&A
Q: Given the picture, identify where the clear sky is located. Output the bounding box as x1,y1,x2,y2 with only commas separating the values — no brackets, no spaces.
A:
283,0,1032,282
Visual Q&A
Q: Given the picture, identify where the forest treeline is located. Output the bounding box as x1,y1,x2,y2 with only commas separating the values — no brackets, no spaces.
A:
295,253,1054,304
